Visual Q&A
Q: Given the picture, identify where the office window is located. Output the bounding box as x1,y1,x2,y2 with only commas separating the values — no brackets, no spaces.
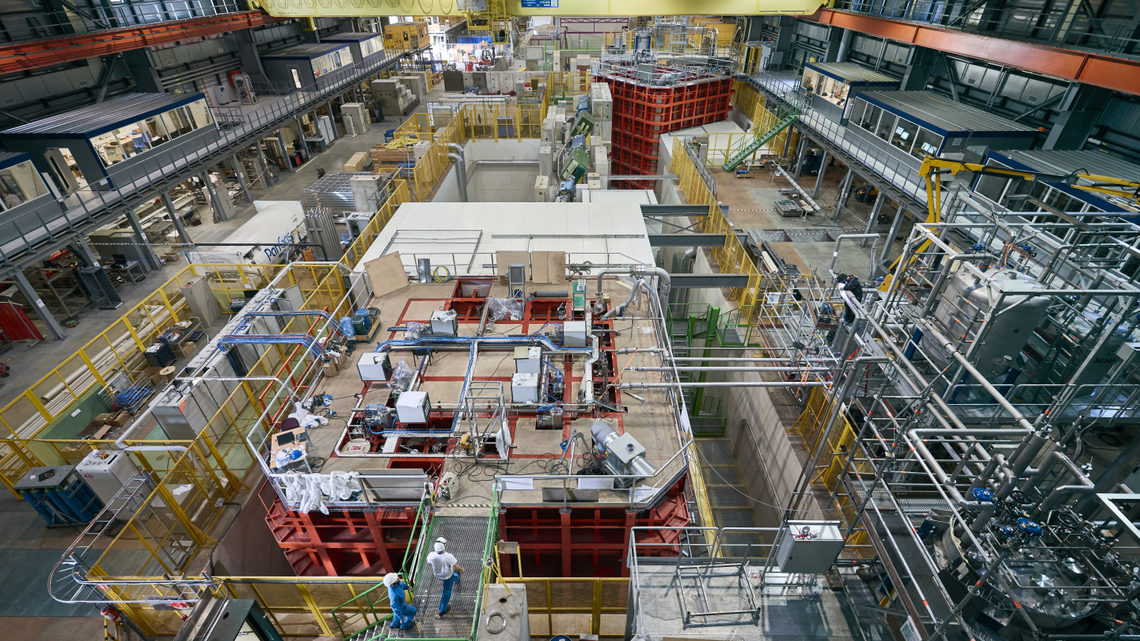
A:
891,117,918,153
912,128,943,158
875,112,896,142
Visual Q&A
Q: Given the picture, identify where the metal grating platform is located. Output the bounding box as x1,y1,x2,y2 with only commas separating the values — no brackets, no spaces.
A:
633,562,859,641
388,514,492,639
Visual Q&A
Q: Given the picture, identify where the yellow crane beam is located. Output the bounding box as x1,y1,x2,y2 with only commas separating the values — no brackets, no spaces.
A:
248,0,827,19
882,156,1140,282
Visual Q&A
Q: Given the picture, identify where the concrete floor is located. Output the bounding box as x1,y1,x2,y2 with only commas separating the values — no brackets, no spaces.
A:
709,161,910,281
0,104,414,641
0,111,410,406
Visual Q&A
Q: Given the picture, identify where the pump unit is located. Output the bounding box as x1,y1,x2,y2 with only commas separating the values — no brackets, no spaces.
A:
357,352,393,381
590,420,653,487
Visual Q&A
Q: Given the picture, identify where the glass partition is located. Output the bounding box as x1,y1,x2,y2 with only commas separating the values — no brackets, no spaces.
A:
875,111,896,141
912,128,943,158
89,99,215,167
0,159,49,210
890,117,918,153
851,97,946,160
312,49,351,77
361,36,383,58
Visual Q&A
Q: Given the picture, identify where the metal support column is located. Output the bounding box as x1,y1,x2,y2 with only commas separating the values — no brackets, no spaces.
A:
294,117,311,156
201,169,230,221
230,154,251,203
273,136,293,173
14,271,65,340
792,137,808,179
812,150,829,198
324,101,335,139
255,144,277,185
122,209,163,271
833,167,854,221
862,195,886,246
879,204,906,265
161,190,194,246
70,241,101,267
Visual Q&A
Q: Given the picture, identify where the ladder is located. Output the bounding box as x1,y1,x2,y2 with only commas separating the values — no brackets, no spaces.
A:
722,112,798,171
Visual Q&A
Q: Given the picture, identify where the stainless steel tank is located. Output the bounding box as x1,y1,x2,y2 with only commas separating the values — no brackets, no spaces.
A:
930,267,1051,378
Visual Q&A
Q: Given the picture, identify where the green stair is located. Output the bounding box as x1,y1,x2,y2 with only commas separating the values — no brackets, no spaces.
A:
722,113,798,171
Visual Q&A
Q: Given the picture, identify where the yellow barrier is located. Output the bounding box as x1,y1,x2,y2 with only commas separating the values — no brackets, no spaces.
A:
670,137,763,318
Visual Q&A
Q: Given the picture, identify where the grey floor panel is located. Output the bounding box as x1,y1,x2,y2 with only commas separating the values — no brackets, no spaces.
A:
0,549,95,617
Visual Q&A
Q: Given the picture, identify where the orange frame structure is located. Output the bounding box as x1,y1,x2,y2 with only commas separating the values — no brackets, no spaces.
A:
804,9,1140,96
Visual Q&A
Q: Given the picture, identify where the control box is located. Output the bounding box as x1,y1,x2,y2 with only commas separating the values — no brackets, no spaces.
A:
511,372,540,404
514,346,542,374
395,390,430,424
357,352,393,381
775,520,845,574
564,321,587,347
430,310,458,337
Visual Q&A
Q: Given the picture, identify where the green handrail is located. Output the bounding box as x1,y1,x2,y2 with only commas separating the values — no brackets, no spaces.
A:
330,496,432,638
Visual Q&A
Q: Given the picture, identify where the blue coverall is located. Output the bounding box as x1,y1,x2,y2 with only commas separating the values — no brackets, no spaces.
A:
387,580,417,629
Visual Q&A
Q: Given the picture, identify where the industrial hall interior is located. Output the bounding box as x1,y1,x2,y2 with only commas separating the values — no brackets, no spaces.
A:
1,0,1140,641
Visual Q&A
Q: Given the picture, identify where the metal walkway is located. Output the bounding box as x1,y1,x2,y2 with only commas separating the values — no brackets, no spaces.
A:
387,513,495,640
0,45,427,277
723,113,798,171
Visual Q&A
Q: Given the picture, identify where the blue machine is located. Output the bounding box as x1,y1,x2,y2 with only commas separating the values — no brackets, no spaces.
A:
15,465,103,526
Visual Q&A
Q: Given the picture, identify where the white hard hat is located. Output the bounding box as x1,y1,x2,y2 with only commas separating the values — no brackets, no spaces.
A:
383,572,400,587
434,536,447,553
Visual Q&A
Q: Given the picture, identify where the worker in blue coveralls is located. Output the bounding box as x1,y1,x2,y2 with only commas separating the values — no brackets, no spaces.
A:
426,536,465,616
384,572,417,629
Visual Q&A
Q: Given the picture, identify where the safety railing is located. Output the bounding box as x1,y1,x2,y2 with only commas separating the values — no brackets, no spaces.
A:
0,0,249,46
0,44,427,274
670,136,764,318
738,71,928,205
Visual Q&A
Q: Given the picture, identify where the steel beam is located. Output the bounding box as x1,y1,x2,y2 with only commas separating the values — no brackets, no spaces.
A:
0,11,285,75
669,273,751,288
804,8,1140,96
640,204,709,217
648,233,726,247
13,271,65,340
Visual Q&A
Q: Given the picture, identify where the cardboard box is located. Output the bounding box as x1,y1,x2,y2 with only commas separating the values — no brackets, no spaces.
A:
108,411,131,427
94,412,115,425
177,340,198,359
322,360,341,378
343,151,370,172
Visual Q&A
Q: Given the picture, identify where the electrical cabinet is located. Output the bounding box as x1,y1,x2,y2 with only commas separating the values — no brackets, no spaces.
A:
395,390,430,424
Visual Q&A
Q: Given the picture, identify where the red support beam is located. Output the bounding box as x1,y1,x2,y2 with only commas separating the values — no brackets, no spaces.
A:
802,9,1140,97
0,11,286,76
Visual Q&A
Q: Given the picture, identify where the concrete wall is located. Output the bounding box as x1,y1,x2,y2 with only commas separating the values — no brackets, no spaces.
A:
431,140,540,202
684,250,825,522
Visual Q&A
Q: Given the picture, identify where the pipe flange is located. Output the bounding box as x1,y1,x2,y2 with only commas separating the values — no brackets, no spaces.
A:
485,611,506,634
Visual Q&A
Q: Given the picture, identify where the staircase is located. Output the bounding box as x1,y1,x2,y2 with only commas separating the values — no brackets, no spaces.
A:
722,112,798,171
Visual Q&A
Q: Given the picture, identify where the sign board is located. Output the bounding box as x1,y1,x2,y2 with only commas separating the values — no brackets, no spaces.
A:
522,0,559,6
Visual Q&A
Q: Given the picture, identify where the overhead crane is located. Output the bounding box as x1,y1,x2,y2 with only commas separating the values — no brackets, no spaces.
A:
247,0,828,18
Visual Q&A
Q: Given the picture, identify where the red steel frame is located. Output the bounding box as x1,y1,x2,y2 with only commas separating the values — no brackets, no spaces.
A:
264,279,694,577
0,11,285,75
598,73,733,189
804,8,1140,97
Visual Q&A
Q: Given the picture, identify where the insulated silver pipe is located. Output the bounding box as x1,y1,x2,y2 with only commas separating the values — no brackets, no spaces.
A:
632,366,834,373
616,381,830,389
